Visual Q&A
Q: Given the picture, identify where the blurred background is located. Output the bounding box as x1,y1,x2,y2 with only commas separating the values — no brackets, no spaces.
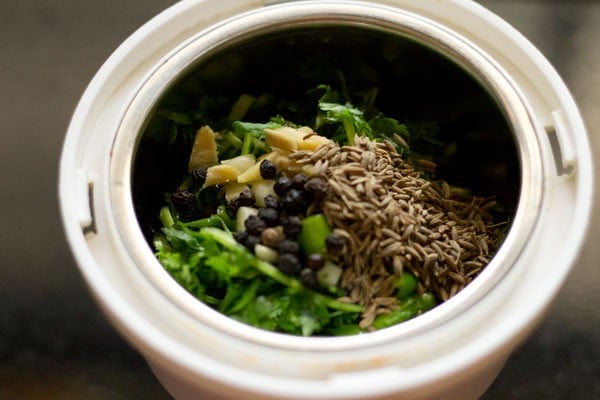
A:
1,1,598,398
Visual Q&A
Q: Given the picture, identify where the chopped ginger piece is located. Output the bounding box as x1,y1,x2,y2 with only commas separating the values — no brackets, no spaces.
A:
265,127,300,152
265,126,331,153
188,126,218,172
205,164,240,186
221,154,256,173
298,134,331,151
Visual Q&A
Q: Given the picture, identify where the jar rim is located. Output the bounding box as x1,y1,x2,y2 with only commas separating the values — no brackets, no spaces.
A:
108,0,543,352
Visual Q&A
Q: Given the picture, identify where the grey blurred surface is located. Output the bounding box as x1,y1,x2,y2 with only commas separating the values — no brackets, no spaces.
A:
0,1,598,399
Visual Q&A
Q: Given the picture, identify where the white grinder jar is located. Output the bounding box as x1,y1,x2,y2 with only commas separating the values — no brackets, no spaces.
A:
59,1,593,399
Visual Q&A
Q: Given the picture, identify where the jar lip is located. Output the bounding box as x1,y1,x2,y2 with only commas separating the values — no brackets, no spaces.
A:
108,0,543,352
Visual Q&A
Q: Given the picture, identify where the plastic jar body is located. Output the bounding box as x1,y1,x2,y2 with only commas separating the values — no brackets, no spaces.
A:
59,1,593,399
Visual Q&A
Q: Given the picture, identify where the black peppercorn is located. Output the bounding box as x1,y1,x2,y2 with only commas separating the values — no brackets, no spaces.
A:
277,239,300,255
263,194,280,210
227,189,255,214
300,268,319,290
273,175,291,196
282,215,302,237
305,253,325,271
233,230,248,244
325,234,346,256
304,177,329,201
290,173,308,190
258,207,279,227
237,189,255,206
245,215,266,236
278,253,301,275
282,189,306,214
259,159,277,180
244,234,261,250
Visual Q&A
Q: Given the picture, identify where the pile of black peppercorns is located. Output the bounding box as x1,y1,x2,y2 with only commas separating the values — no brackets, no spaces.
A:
170,159,346,289
229,160,340,288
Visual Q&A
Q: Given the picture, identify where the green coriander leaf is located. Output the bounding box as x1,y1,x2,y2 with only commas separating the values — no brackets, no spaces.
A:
317,102,373,145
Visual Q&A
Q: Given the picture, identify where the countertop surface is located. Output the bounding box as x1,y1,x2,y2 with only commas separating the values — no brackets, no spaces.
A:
1,1,598,399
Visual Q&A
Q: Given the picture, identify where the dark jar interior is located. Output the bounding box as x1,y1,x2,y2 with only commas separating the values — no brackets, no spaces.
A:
133,26,520,236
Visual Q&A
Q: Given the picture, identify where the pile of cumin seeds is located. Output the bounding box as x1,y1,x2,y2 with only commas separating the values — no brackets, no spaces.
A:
292,136,502,329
